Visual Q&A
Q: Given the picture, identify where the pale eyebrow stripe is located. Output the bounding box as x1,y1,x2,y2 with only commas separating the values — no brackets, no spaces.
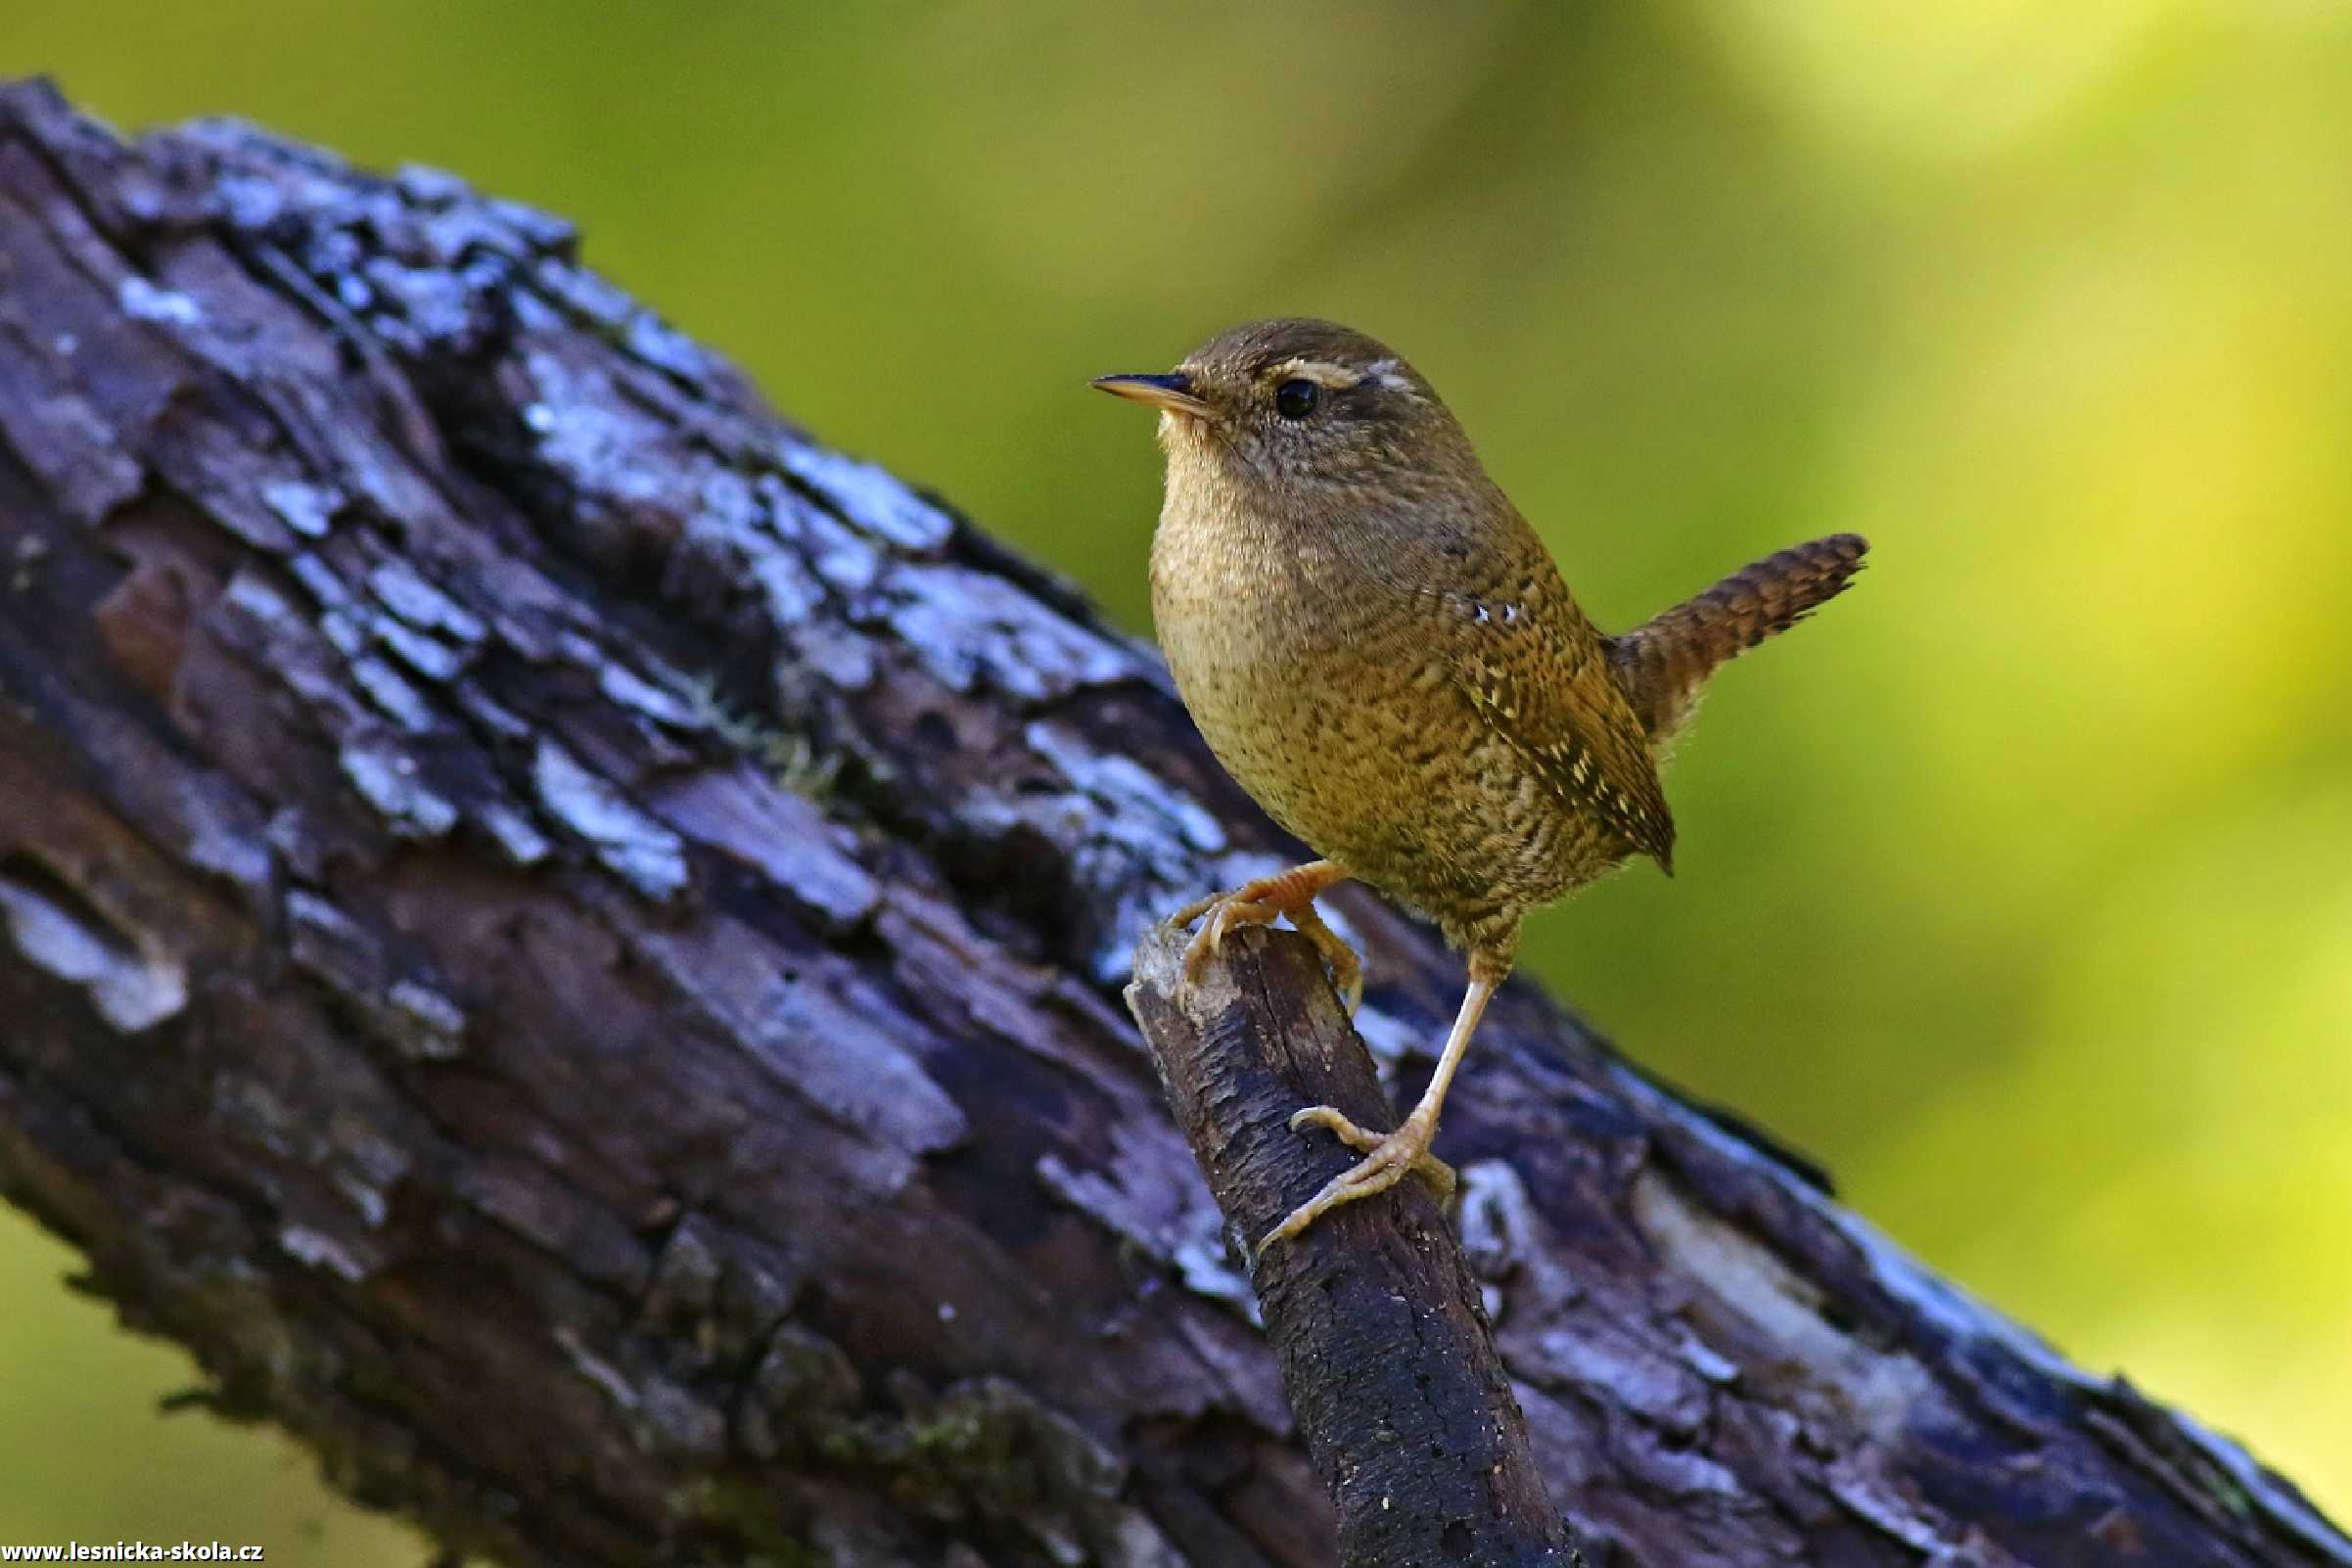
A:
1268,357,1364,390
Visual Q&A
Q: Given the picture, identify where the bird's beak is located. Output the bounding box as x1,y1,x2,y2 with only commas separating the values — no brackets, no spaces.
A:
1090,372,1212,419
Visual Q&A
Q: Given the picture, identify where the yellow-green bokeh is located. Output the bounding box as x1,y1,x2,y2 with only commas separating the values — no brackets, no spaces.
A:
2,1,2346,1554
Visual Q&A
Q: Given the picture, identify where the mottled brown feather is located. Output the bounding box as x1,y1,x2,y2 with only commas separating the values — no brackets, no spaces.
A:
1441,513,1677,872
1607,533,1869,744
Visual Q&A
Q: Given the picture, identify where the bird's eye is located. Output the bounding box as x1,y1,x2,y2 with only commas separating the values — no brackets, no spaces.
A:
1273,379,1321,420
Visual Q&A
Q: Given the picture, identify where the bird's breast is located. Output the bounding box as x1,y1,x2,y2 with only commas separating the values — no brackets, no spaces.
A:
1148,490,1478,887
1148,489,1395,730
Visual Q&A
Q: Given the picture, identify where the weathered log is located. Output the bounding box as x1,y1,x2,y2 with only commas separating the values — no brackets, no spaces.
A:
1128,926,1573,1568
0,75,2344,1568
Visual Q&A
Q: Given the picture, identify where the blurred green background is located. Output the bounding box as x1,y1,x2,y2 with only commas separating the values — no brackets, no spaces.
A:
5,1,2349,1557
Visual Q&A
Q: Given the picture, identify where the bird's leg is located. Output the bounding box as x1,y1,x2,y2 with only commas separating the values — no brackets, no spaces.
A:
1261,948,1507,1248
1165,859,1362,1014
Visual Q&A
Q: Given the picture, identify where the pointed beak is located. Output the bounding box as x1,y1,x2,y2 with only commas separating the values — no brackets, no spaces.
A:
1090,372,1212,419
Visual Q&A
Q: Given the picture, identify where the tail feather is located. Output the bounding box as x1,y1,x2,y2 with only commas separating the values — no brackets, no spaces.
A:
1608,533,1868,743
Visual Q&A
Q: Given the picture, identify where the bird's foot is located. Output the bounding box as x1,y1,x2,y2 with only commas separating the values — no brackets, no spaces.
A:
1260,1106,1455,1248
1166,864,1362,1014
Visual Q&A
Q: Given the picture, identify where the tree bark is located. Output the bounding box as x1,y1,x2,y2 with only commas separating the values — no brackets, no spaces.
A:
0,75,2342,1568
1128,926,1573,1568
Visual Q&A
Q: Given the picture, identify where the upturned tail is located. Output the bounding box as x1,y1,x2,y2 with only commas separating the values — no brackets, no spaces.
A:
1608,532,1868,743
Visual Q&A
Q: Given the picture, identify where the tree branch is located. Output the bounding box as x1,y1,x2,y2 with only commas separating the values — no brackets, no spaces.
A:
1128,927,1572,1568
0,74,2345,1568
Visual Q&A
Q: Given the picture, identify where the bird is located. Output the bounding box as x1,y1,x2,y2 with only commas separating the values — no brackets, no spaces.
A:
1095,318,1868,1248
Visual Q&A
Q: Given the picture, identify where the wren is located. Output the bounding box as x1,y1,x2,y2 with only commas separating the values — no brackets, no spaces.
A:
1097,318,1867,1247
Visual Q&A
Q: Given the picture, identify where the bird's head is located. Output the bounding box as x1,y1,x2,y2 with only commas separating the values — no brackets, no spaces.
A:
1094,318,1479,504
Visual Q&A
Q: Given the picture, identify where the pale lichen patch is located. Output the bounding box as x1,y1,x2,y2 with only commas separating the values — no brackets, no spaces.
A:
0,867,186,1032
338,734,458,838
261,478,343,538
1631,1169,1933,1446
530,738,688,899
117,274,205,327
778,442,952,553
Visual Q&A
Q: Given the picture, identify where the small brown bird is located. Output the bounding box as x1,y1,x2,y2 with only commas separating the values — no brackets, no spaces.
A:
1097,319,1867,1247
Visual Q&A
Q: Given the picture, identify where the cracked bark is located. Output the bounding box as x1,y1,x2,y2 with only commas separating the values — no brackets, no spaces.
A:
0,75,2343,1568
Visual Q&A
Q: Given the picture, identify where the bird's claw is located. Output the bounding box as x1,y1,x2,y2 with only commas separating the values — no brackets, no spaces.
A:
1179,896,1279,984
1259,1106,1455,1248
1287,901,1364,1015
1165,873,1364,1015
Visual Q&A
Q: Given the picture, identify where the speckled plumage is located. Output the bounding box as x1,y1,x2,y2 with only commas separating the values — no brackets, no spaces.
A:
1099,318,1867,1244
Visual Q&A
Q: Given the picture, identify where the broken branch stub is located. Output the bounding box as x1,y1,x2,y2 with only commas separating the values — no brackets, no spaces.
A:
1129,926,1575,1568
